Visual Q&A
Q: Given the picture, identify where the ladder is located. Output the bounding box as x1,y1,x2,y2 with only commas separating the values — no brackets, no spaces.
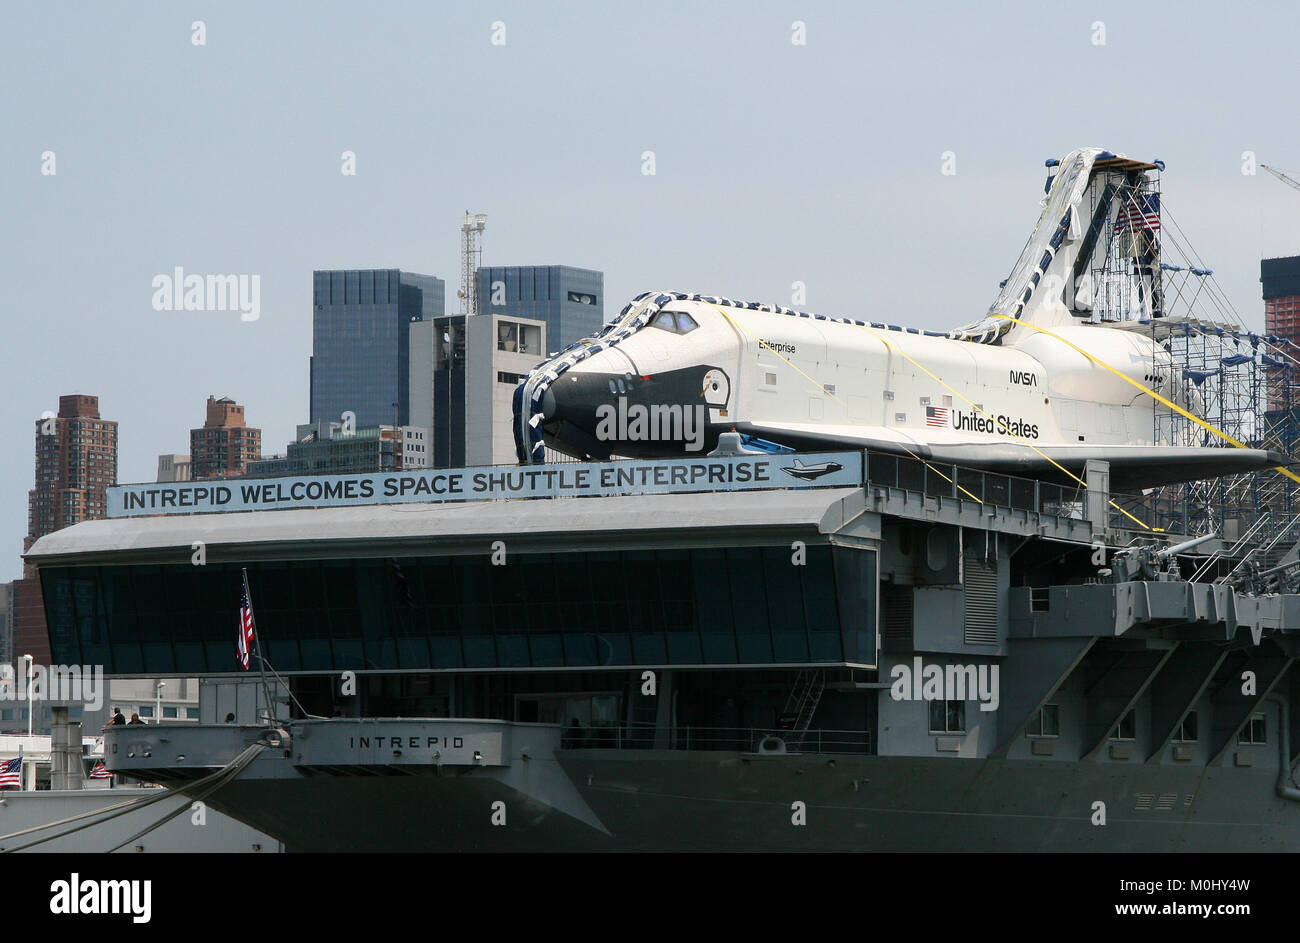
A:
779,670,825,750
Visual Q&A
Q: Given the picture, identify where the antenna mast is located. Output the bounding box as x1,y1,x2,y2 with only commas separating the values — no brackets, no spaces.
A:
458,212,488,315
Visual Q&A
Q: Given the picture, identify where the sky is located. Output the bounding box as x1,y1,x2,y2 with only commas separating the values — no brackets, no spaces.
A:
3,0,1300,579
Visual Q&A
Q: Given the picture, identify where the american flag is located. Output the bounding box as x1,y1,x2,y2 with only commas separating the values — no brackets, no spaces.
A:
0,757,22,789
925,406,949,427
89,760,112,780
1114,192,1160,232
237,572,255,672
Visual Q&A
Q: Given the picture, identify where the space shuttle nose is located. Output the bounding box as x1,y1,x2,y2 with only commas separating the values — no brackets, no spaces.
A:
540,387,558,421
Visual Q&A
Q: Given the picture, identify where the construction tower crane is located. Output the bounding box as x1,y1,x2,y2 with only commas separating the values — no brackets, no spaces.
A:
1261,164,1300,192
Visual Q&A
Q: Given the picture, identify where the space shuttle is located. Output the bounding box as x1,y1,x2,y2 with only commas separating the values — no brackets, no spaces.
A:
513,147,1290,491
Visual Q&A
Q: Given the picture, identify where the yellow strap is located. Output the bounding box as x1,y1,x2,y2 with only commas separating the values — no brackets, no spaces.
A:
702,302,986,503
861,326,1152,531
991,315,1300,487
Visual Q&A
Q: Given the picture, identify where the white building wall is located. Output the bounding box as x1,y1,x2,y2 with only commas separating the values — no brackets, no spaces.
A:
408,320,436,439
469,314,548,466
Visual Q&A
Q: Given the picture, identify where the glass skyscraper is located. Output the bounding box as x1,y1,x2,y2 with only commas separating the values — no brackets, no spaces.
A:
310,269,445,428
474,265,603,351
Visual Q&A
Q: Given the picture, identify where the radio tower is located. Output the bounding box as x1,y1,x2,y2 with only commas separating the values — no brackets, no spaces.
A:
458,212,488,315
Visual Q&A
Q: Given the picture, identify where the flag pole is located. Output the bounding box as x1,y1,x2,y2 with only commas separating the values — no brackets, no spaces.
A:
242,568,276,726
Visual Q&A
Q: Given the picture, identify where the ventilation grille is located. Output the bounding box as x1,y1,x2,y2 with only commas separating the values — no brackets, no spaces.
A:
883,587,913,640
1133,793,1189,811
963,555,999,645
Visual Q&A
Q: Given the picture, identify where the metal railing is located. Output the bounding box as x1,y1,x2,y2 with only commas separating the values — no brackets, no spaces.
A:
559,725,873,755
862,451,1086,519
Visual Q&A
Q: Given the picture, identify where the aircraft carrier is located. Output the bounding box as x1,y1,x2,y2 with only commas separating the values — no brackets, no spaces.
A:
20,445,1300,852
23,146,1300,851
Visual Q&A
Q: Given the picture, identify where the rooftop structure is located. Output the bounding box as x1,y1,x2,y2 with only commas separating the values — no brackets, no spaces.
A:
475,264,603,351
190,396,260,479
246,422,428,478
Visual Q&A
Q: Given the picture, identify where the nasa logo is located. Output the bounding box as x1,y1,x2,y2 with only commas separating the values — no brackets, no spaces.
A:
1010,370,1038,387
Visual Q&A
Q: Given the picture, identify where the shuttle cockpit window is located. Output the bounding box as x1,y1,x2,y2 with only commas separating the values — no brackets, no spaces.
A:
649,310,700,335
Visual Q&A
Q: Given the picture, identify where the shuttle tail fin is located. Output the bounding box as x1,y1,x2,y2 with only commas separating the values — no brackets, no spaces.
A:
950,147,1163,345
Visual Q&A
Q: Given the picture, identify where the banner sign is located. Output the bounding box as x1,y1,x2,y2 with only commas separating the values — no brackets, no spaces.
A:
106,452,863,518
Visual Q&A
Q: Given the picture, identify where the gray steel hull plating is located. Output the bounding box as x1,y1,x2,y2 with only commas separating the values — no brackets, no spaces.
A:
193,751,1298,852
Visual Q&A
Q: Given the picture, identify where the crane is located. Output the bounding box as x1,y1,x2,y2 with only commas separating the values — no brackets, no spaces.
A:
1261,164,1300,192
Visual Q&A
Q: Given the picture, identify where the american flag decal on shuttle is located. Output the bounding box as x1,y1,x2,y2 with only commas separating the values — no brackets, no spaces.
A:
925,406,948,427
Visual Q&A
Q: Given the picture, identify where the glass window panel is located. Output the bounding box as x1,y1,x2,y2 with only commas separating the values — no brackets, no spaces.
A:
140,643,175,673
529,634,564,667
298,639,333,671
110,642,143,675
562,633,597,667
730,548,771,664
495,635,530,668
947,700,965,733
803,547,841,661
325,636,359,670
396,638,431,668
694,549,736,663
462,636,496,668
43,546,865,674
598,632,632,666
1043,704,1060,736
928,699,945,732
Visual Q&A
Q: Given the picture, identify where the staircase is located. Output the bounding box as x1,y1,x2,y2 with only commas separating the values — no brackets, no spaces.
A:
778,670,825,750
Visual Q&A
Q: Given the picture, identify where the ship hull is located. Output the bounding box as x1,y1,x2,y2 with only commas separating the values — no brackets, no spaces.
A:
0,788,280,853
192,750,1299,852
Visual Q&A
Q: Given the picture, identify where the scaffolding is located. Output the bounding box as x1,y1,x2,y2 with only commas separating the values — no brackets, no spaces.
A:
1058,164,1298,549
1094,185,1300,553
1136,318,1300,546
1074,167,1164,323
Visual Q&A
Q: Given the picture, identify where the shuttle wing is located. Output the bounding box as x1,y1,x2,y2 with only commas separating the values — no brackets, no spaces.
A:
919,443,1290,491
734,421,1290,491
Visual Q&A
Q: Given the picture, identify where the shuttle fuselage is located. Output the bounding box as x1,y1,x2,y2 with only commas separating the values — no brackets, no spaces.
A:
535,297,1172,461
516,148,1287,489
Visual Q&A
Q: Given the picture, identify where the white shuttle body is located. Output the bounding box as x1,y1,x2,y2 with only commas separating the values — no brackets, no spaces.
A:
514,148,1289,490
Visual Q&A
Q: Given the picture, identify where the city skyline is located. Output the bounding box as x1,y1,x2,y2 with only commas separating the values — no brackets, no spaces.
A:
6,1,1300,579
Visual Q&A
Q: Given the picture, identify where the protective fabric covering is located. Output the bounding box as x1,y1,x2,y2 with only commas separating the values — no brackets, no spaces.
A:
949,147,1108,344
512,290,953,464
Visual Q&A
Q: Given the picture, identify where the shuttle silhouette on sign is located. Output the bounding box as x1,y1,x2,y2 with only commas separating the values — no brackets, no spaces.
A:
781,459,846,482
